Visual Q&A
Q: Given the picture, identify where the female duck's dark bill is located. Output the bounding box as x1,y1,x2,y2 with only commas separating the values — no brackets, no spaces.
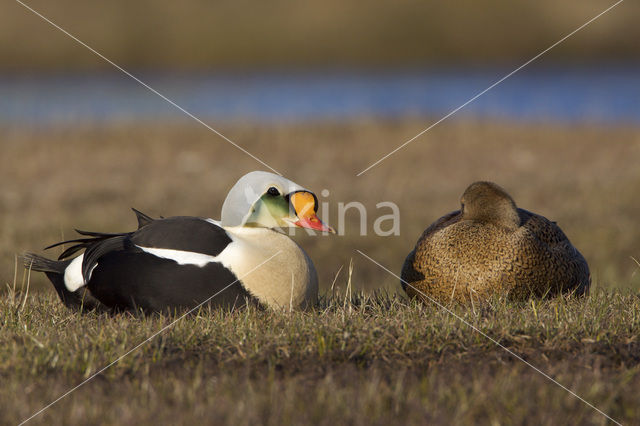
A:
290,191,334,233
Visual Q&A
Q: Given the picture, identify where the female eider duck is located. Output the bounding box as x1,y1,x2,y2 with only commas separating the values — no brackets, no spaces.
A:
24,171,333,313
401,181,590,305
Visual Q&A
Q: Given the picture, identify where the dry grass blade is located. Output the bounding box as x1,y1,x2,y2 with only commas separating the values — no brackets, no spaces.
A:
329,264,344,298
20,260,33,312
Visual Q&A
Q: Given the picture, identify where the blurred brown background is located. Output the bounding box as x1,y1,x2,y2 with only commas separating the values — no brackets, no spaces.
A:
1,0,638,71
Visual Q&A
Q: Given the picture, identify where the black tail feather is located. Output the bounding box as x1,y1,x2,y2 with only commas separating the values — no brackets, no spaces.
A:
45,231,128,261
22,252,66,274
74,229,125,237
45,237,97,250
25,208,158,312
42,208,154,260
44,237,100,260
57,243,90,260
23,253,99,311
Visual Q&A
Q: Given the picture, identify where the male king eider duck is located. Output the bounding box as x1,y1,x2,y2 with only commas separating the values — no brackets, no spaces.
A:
401,181,590,305
24,171,334,313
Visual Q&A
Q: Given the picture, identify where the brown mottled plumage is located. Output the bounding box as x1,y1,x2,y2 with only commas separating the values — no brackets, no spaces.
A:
401,182,590,305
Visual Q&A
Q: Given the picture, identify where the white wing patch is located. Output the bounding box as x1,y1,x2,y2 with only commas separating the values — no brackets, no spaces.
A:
64,255,86,292
136,246,221,267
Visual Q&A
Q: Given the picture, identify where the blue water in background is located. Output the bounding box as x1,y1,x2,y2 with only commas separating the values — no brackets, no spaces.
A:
1,65,639,126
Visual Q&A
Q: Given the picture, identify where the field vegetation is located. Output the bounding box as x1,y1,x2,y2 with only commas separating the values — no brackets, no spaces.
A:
1,118,640,424
1,288,639,424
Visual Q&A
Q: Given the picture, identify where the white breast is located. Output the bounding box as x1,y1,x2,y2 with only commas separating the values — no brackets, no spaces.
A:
220,227,318,311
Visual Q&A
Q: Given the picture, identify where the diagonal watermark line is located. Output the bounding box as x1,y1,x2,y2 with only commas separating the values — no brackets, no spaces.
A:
15,0,281,176
19,251,282,425
356,0,625,176
356,249,622,426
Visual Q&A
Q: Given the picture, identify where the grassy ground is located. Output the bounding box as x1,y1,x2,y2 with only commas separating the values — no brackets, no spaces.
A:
1,289,639,425
2,118,640,424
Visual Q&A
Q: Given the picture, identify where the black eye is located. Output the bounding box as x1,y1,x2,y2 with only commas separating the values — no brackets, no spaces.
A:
267,187,280,196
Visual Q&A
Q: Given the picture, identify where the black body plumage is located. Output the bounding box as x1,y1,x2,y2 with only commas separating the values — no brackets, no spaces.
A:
24,209,259,313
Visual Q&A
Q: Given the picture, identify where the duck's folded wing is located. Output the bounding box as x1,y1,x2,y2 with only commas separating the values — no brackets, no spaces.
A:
81,217,248,312
129,217,233,256
422,210,462,237
68,216,231,283
82,235,131,280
